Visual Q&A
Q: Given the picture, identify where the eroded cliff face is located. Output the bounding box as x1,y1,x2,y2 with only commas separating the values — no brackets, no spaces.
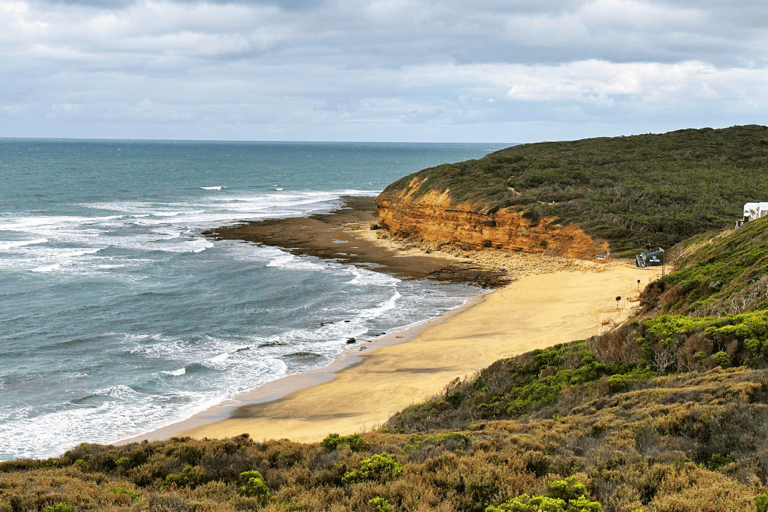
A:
376,180,609,260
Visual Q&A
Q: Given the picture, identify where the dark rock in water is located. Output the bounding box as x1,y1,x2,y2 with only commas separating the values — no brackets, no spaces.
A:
346,337,356,344
283,352,323,359
258,341,285,348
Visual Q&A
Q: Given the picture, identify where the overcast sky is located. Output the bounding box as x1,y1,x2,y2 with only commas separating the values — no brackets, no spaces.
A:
1,0,766,142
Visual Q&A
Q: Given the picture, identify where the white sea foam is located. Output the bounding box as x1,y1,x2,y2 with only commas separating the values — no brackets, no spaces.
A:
31,263,62,273
266,252,327,271
209,353,229,364
347,267,399,287
200,186,226,190
0,238,48,250
103,384,140,399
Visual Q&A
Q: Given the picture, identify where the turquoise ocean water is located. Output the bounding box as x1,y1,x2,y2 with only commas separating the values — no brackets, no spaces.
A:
0,139,508,461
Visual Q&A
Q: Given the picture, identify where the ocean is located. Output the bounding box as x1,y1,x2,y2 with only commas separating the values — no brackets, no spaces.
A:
0,139,509,461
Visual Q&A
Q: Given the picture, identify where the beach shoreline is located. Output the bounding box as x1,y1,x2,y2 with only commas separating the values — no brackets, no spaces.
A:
121,197,663,445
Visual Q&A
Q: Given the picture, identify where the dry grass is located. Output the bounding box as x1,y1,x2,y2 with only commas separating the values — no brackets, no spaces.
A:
4,366,768,512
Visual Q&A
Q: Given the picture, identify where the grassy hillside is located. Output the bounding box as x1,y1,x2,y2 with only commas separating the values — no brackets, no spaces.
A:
383,125,768,254
640,215,768,316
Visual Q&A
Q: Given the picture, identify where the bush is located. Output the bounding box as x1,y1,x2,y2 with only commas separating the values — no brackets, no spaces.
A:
43,505,72,512
714,351,730,369
342,453,404,484
369,497,394,512
320,433,368,451
486,476,602,512
239,470,270,503
756,492,768,512
111,486,139,501
164,465,197,488
704,453,734,471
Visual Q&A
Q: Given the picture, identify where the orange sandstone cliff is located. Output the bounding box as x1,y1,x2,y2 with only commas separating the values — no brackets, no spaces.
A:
375,178,609,260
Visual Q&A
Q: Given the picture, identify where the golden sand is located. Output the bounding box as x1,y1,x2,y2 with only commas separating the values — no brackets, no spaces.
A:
173,257,661,444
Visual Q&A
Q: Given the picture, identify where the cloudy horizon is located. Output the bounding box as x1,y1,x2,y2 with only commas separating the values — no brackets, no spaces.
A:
2,0,766,143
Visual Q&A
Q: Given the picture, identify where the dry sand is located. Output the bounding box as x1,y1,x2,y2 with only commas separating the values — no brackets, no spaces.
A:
124,197,665,445
169,262,661,444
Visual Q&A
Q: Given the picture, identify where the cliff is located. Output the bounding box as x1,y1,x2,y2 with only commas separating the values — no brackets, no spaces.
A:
375,177,609,260
376,125,768,255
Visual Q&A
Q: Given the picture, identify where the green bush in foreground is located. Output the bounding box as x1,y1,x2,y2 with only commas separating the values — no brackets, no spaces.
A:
163,464,197,488
486,476,602,512
321,432,368,451
111,486,139,501
756,492,768,512
43,504,72,512
342,453,403,484
238,470,270,503
369,497,394,512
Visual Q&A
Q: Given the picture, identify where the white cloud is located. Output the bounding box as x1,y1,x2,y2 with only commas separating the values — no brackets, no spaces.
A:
1,0,767,141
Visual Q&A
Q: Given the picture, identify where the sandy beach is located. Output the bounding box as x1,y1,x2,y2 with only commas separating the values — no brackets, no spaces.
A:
127,197,664,445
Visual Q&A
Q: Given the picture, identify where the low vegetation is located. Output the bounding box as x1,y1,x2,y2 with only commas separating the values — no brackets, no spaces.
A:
4,361,768,511
5,132,768,510
383,125,768,254
641,216,768,315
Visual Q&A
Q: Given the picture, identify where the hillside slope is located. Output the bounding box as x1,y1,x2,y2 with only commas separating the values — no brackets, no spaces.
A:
377,125,768,255
7,139,768,512
640,215,768,316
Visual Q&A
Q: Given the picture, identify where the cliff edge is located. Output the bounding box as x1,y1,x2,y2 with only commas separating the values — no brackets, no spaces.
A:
376,177,609,260
376,125,768,258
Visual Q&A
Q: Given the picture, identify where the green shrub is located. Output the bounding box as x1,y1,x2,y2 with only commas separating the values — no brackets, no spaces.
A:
239,470,270,503
609,374,630,393
756,492,768,512
342,453,404,484
111,486,139,501
320,433,368,451
745,338,762,355
486,476,602,512
446,390,465,408
44,504,72,512
704,453,734,471
164,465,197,488
714,351,730,369
369,497,394,512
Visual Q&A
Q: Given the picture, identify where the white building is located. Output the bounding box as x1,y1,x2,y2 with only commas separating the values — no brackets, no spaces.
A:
743,202,768,222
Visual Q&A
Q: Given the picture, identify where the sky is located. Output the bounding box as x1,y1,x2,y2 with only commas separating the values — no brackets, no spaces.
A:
1,0,767,143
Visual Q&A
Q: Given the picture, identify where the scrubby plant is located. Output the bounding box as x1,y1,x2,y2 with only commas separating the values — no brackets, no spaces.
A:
704,453,734,471
321,432,368,451
43,504,72,512
238,470,270,503
714,351,730,369
756,492,768,512
369,496,393,512
486,476,602,512
111,486,139,501
342,453,403,484
164,464,197,488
